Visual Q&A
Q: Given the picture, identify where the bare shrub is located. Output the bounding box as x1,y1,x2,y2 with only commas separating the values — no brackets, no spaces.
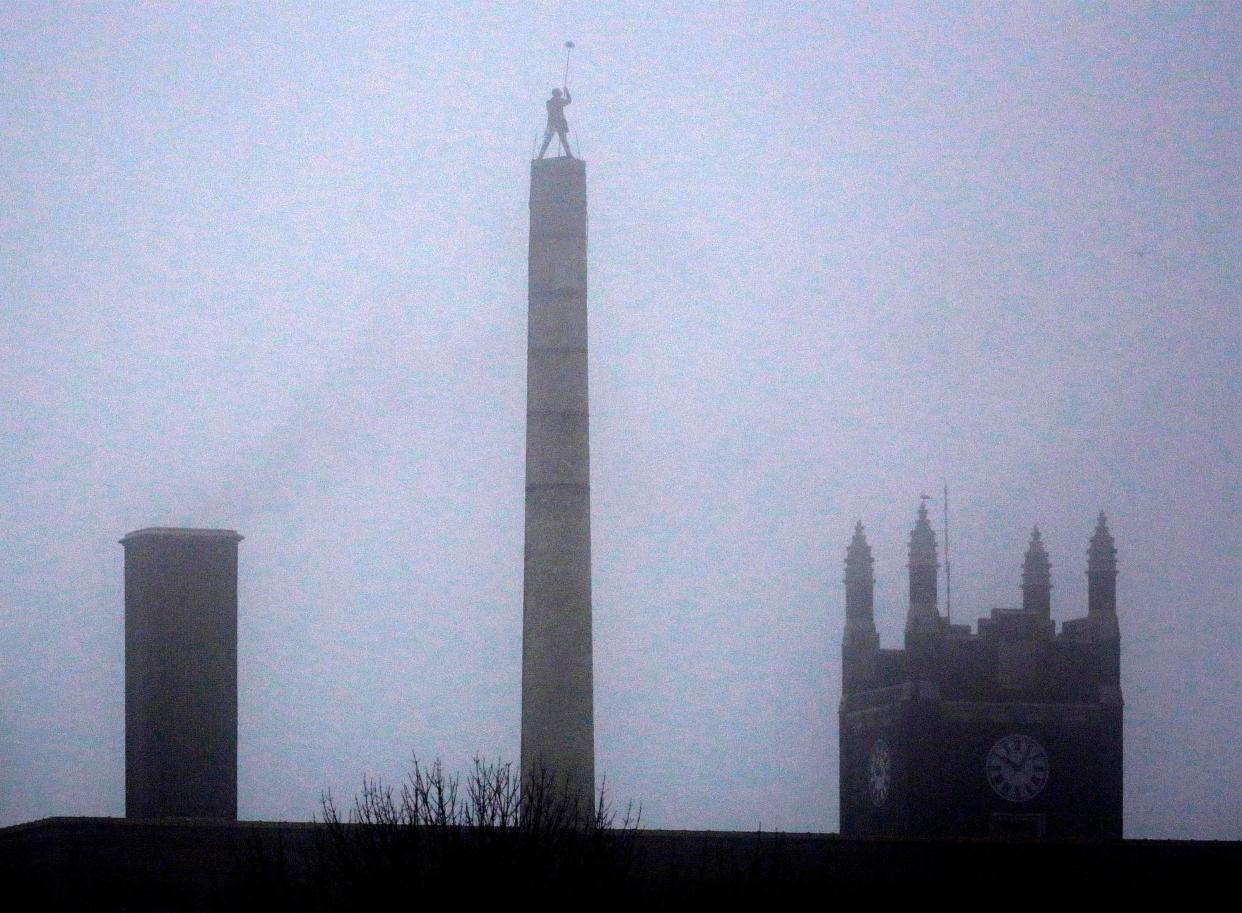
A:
312,757,639,911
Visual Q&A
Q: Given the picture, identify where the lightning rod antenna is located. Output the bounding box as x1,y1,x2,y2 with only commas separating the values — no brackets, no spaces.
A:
943,481,952,624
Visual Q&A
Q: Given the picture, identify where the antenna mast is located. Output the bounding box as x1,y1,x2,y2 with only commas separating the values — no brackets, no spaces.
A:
943,481,952,623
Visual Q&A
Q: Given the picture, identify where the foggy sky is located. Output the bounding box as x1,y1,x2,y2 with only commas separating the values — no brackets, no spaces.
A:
1,2,1238,838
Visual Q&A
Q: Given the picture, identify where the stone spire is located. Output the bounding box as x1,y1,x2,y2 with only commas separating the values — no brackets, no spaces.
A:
844,521,876,634
906,498,941,635
1087,511,1117,618
1085,512,1121,676
1021,526,1052,617
842,521,879,692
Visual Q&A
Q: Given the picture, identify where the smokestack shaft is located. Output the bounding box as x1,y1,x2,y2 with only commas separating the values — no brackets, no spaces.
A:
520,157,594,800
123,527,241,819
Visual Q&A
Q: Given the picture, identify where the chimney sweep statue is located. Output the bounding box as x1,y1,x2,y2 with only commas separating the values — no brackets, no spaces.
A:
538,41,575,159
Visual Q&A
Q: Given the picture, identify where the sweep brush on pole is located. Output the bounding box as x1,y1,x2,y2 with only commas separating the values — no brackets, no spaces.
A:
562,41,576,155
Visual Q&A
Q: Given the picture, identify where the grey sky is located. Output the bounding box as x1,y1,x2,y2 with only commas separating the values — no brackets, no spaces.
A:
1,2,1238,838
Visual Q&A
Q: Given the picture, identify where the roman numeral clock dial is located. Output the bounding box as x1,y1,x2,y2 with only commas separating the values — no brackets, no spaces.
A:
986,734,1050,802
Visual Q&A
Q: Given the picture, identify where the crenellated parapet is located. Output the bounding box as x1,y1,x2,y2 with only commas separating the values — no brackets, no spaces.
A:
837,507,1123,701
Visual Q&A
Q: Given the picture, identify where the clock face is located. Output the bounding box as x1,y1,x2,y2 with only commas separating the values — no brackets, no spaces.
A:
868,738,891,807
986,734,1050,802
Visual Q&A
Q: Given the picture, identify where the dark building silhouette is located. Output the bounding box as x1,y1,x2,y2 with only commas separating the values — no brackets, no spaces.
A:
3,817,1237,912
122,527,242,819
520,155,595,800
839,507,1123,839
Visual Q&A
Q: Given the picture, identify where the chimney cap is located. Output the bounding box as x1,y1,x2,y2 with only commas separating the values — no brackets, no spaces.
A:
120,527,244,545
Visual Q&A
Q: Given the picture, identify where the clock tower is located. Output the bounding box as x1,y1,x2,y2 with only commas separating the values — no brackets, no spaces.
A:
839,509,1123,840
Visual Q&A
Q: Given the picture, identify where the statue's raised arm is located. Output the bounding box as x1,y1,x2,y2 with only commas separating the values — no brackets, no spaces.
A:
537,42,576,159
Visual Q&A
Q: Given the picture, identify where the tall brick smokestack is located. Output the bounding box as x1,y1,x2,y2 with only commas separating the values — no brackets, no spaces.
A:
122,527,241,819
520,156,594,801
